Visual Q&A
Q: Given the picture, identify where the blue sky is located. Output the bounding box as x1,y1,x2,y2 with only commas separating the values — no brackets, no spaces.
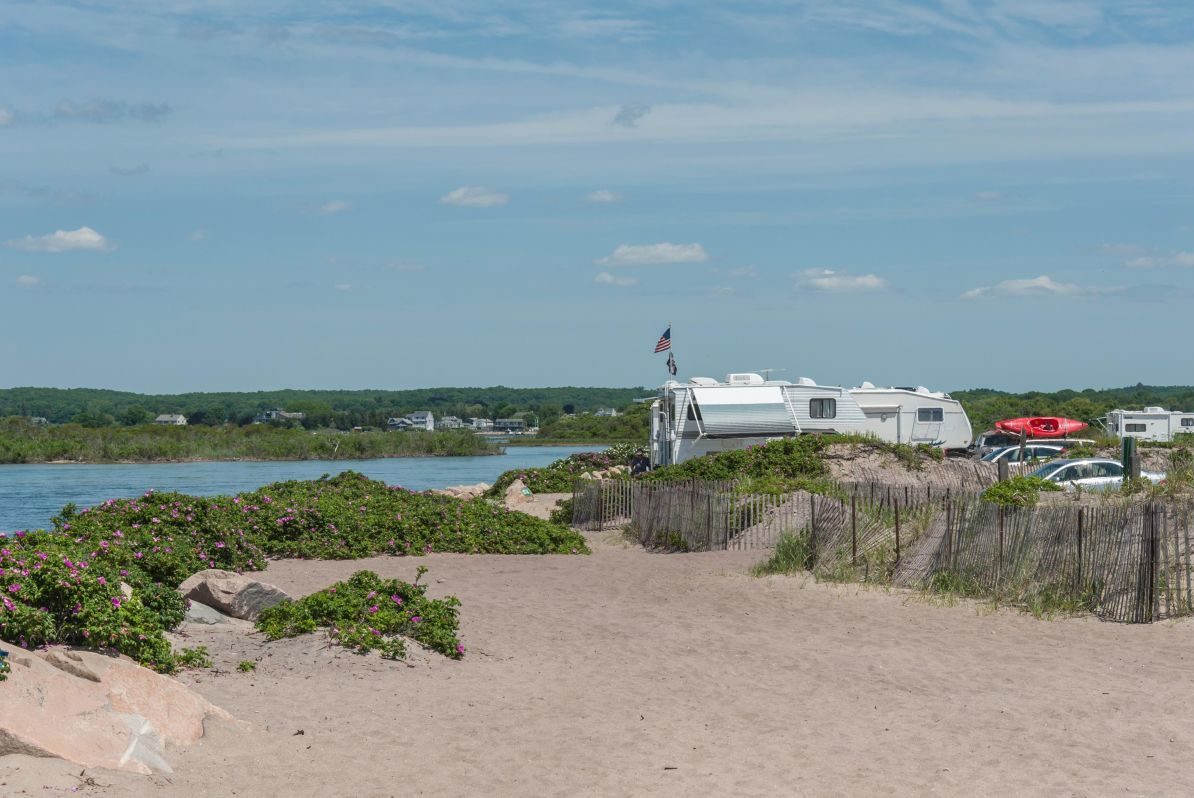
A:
3,0,1194,394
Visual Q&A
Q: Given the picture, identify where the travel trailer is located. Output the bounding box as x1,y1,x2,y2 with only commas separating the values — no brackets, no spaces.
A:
649,373,867,468
1102,408,1194,443
848,383,973,452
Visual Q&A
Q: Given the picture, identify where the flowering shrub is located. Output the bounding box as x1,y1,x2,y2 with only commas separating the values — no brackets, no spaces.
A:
256,569,463,660
487,446,637,497
0,471,585,672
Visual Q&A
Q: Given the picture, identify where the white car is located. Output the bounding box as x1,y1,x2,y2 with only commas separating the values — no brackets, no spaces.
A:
980,444,1066,465
1027,458,1166,491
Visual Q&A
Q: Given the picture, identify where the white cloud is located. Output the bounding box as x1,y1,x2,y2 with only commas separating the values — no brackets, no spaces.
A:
334,283,352,291
319,199,351,214
0,107,13,127
594,271,638,287
6,226,112,253
728,267,757,279
961,274,1111,299
1126,251,1194,268
440,186,509,207
1099,242,1145,256
974,190,1002,201
15,275,40,288
187,230,207,242
710,286,734,297
586,189,623,203
596,242,708,266
796,268,887,292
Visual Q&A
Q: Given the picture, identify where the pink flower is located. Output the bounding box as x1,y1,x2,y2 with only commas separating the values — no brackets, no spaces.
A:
7,583,20,593
410,616,422,624
456,644,465,655
111,597,122,608
390,594,403,605
97,576,107,586
368,605,379,614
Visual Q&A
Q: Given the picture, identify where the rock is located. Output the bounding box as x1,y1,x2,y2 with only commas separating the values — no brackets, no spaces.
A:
120,581,134,600
184,601,238,625
0,642,232,775
177,569,291,621
505,479,532,505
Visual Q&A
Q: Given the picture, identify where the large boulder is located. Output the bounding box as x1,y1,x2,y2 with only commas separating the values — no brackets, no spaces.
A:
504,478,532,506
0,643,232,775
178,569,291,621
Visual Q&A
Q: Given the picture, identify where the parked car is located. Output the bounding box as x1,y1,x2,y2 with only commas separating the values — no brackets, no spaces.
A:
980,444,1066,465
969,431,1097,459
1027,458,1166,491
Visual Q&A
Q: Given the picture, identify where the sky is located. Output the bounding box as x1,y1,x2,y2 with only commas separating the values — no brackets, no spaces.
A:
2,0,1194,394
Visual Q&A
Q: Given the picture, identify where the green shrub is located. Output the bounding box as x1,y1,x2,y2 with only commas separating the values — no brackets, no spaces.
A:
643,437,831,487
237,660,257,673
981,476,1062,507
256,569,463,660
175,646,213,669
548,497,575,526
487,448,635,497
751,531,814,576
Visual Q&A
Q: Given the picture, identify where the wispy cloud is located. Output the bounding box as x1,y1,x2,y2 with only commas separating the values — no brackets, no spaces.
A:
1099,242,1146,256
187,230,207,242
319,199,351,214
54,100,171,124
796,268,887,292
961,274,1114,299
15,275,40,288
612,103,651,128
728,267,757,279
974,190,1002,201
1126,251,1194,268
586,189,623,203
440,186,509,207
710,286,734,298
109,163,150,177
594,271,637,287
0,107,12,127
334,283,352,291
596,242,708,265
386,260,426,272
6,226,112,253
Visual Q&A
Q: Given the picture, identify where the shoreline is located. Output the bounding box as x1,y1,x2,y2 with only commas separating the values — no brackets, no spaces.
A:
1,451,508,466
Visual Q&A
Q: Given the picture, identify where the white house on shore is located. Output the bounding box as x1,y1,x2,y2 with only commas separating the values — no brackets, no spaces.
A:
407,411,434,431
154,414,187,426
469,417,494,431
438,415,464,429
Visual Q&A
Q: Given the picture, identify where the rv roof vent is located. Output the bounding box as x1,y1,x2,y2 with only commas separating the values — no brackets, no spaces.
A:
858,381,875,389
797,377,816,386
726,373,764,386
1145,406,1166,413
688,377,718,386
916,386,931,395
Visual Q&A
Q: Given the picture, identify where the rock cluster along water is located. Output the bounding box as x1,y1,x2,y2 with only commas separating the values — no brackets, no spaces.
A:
0,644,232,774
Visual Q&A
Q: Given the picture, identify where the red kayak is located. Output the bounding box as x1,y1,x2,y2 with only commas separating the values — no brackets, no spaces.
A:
995,417,1088,439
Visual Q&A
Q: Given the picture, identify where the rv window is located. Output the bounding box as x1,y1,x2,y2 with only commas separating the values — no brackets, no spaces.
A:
809,398,837,419
917,408,944,423
1126,423,1147,432
1182,418,1194,427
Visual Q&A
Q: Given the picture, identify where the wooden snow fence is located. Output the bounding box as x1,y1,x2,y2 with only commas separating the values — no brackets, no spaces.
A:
570,477,1194,624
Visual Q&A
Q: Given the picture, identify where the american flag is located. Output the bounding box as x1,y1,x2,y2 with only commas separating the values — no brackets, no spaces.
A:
654,326,671,353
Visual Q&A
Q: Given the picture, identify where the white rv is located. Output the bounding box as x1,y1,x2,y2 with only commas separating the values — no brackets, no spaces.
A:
649,373,867,468
848,382,973,451
1103,407,1194,443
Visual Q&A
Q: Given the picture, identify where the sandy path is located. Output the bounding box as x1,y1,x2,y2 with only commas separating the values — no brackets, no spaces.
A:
7,533,1194,797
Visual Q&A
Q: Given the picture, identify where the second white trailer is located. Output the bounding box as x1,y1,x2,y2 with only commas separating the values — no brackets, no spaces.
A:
847,383,973,451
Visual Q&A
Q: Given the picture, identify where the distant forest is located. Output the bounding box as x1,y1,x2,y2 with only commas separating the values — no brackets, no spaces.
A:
4,384,1193,440
952,385,1194,434
0,386,650,430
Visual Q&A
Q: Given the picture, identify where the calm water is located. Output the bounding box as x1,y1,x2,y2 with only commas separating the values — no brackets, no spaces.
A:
0,445,606,532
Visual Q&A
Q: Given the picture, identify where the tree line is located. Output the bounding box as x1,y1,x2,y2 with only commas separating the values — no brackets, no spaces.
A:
0,386,651,430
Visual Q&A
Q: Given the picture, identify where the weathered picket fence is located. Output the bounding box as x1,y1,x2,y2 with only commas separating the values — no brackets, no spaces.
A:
570,478,1194,624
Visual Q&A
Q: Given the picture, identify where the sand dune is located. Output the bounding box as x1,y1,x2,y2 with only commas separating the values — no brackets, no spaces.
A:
5,531,1194,796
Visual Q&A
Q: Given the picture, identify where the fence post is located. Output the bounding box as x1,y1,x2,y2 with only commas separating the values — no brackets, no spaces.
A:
997,459,1010,482
894,498,901,565
851,494,857,566
1076,507,1084,589
1150,504,1160,622
996,506,1003,589
809,493,818,569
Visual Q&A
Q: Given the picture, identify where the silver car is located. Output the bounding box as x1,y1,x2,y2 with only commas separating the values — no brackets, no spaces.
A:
1027,458,1165,491
981,444,1066,465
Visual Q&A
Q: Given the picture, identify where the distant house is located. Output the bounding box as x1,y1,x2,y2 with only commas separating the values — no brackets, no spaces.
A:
594,407,619,417
468,417,494,431
154,414,187,426
29,417,49,426
255,409,306,424
438,415,464,430
387,417,414,431
493,418,527,433
407,411,435,431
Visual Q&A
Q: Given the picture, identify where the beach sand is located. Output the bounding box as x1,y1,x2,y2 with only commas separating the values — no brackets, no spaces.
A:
6,530,1194,796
